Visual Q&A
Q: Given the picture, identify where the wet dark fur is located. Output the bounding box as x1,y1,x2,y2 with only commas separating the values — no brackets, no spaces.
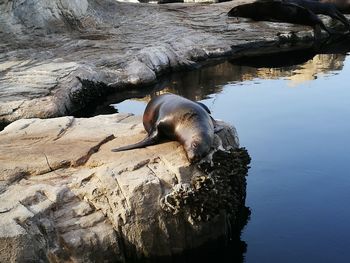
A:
227,1,333,34
315,0,350,13
111,94,215,163
284,0,350,29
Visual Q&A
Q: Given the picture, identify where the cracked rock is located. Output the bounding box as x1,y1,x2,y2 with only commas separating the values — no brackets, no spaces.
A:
0,113,250,261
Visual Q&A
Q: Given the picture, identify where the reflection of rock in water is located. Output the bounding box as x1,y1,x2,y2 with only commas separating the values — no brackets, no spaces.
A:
151,62,262,101
230,51,346,86
157,53,346,98
74,51,347,117
287,54,345,86
166,53,345,96
167,206,251,263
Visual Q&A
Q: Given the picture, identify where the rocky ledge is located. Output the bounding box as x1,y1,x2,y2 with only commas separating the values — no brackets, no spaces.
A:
0,0,336,124
0,113,250,262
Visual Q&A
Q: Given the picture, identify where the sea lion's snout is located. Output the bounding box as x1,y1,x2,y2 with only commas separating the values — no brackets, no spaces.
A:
186,140,211,163
228,7,239,16
187,150,200,163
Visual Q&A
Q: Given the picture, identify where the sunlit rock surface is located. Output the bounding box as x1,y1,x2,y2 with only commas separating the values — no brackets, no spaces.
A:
0,0,322,123
0,113,250,262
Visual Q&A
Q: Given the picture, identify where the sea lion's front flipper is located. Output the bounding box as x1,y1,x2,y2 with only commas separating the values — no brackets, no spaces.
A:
111,130,159,152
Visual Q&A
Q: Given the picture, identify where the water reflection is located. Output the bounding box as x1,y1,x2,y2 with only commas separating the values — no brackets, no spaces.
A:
231,51,346,86
72,50,346,118
70,38,350,118
286,54,345,86
157,52,346,96
87,48,347,116
151,206,251,263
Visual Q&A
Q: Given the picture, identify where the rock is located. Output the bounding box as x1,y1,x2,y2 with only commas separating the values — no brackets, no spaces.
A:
4,0,88,33
124,60,157,85
0,0,327,124
0,113,250,261
184,0,218,3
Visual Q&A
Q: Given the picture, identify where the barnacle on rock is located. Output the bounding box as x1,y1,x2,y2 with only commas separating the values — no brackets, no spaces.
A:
160,147,251,224
71,77,112,107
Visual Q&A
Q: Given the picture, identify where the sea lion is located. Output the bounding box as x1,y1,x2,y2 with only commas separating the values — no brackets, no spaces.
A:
283,0,350,30
111,93,215,163
227,1,334,35
314,0,350,13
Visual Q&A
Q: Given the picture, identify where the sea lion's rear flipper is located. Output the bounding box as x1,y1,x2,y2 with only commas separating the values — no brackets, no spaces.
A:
313,23,337,39
111,131,159,152
313,24,323,41
196,102,221,131
331,11,350,30
318,20,342,36
196,102,211,114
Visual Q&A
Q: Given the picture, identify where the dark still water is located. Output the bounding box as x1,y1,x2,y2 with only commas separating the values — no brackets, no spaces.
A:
90,44,350,262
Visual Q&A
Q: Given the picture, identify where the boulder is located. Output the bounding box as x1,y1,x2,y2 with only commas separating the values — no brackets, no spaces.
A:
0,113,250,262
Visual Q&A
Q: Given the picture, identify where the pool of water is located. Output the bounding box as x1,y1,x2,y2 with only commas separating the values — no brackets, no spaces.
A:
86,40,350,262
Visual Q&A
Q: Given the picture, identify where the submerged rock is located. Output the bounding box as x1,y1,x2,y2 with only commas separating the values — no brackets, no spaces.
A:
0,113,250,262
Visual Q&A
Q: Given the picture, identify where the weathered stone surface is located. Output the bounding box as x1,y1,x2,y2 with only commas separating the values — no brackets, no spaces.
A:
0,0,326,123
0,113,250,262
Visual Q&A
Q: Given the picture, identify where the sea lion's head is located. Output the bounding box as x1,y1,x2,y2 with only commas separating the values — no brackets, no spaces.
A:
185,134,212,163
227,4,252,17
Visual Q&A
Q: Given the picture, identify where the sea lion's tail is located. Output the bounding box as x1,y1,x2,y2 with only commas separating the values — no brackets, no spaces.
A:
111,131,159,152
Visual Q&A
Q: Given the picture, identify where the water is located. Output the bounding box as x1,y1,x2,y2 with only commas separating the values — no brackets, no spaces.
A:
230,68,350,263
82,41,350,262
